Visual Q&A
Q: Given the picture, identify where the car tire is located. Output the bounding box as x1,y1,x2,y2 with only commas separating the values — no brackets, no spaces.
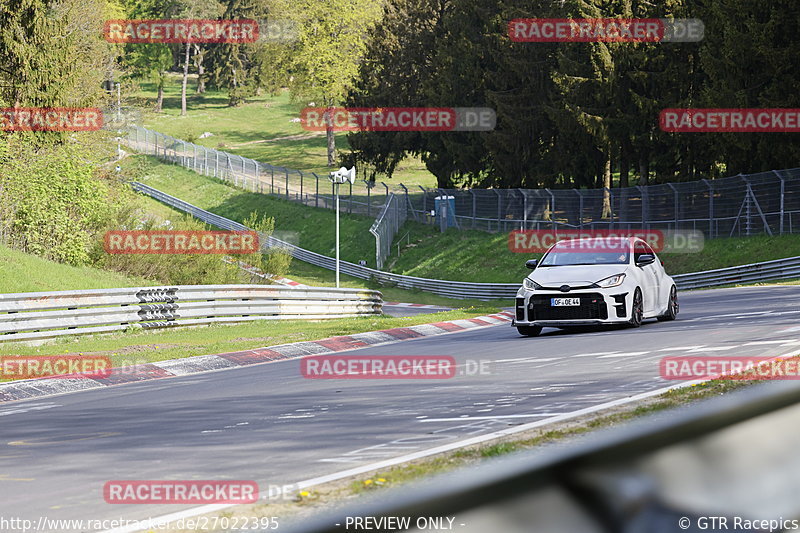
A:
628,288,643,328
657,285,678,321
517,325,542,337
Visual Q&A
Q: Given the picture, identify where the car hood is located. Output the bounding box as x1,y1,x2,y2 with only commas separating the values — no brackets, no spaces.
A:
528,264,629,287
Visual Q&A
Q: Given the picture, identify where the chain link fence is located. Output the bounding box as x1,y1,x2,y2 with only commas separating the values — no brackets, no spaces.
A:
410,170,800,237
124,125,392,217
370,193,408,269
125,126,800,244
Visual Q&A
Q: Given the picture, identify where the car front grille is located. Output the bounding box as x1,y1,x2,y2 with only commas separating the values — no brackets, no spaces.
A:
529,293,608,321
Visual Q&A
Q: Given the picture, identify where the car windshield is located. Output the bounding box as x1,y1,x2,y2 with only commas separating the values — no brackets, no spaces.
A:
539,242,630,266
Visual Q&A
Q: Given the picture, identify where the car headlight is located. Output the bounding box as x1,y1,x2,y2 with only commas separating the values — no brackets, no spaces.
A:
596,273,626,288
523,278,542,290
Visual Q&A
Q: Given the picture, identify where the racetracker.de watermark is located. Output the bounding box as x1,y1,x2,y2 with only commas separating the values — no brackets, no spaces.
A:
0,356,111,380
299,107,496,132
508,18,704,42
103,230,259,254
103,480,259,504
103,19,259,43
660,356,800,380
301,355,457,379
507,229,704,253
661,108,800,132
0,107,102,131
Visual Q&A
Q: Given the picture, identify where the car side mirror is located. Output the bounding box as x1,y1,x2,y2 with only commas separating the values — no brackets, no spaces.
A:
636,254,655,266
525,259,538,269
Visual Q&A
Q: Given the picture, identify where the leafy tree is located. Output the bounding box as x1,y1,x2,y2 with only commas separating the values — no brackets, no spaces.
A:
279,0,383,166
0,0,114,136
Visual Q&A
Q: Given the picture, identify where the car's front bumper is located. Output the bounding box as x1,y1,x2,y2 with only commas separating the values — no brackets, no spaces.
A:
513,287,633,327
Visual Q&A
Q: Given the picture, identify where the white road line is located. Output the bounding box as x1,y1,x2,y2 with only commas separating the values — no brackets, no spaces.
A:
494,357,563,363
418,413,567,422
657,346,705,351
597,351,650,359
744,340,798,346
687,346,738,352
570,352,620,357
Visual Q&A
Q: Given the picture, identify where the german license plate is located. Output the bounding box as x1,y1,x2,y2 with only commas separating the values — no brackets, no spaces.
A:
551,298,580,306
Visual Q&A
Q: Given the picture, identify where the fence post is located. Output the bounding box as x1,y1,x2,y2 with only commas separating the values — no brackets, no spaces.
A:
607,188,615,229
494,189,502,233
314,172,319,208
215,150,219,177
255,161,261,192
667,182,679,230
366,181,371,216
270,166,274,194
702,179,714,238
520,189,527,230
637,185,649,228
471,190,477,229
419,186,427,222
545,189,555,231
400,183,414,221
285,169,289,200
348,181,353,214
773,170,786,234
573,189,584,229
299,170,304,202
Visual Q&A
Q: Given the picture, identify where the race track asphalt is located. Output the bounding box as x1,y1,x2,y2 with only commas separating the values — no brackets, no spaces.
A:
2,285,800,531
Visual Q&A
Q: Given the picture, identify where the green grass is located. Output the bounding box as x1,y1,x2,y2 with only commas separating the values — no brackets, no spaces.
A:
123,154,800,289
132,76,437,188
0,244,152,293
0,307,500,370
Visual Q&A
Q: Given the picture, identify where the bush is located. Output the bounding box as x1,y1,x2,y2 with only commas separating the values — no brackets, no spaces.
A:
0,137,126,266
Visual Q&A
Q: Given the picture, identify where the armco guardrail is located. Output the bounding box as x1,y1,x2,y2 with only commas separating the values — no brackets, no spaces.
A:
0,285,382,343
132,182,800,298
672,256,800,289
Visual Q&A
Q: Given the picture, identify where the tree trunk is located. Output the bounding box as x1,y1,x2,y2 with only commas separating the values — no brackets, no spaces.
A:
155,76,164,112
181,42,190,116
639,156,649,185
324,107,336,166
619,143,630,188
602,151,612,219
194,44,205,94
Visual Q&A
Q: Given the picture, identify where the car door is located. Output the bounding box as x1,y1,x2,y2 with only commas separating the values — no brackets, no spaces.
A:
634,240,659,315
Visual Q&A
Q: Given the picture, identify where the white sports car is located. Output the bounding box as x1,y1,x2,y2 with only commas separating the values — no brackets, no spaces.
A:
512,236,678,336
